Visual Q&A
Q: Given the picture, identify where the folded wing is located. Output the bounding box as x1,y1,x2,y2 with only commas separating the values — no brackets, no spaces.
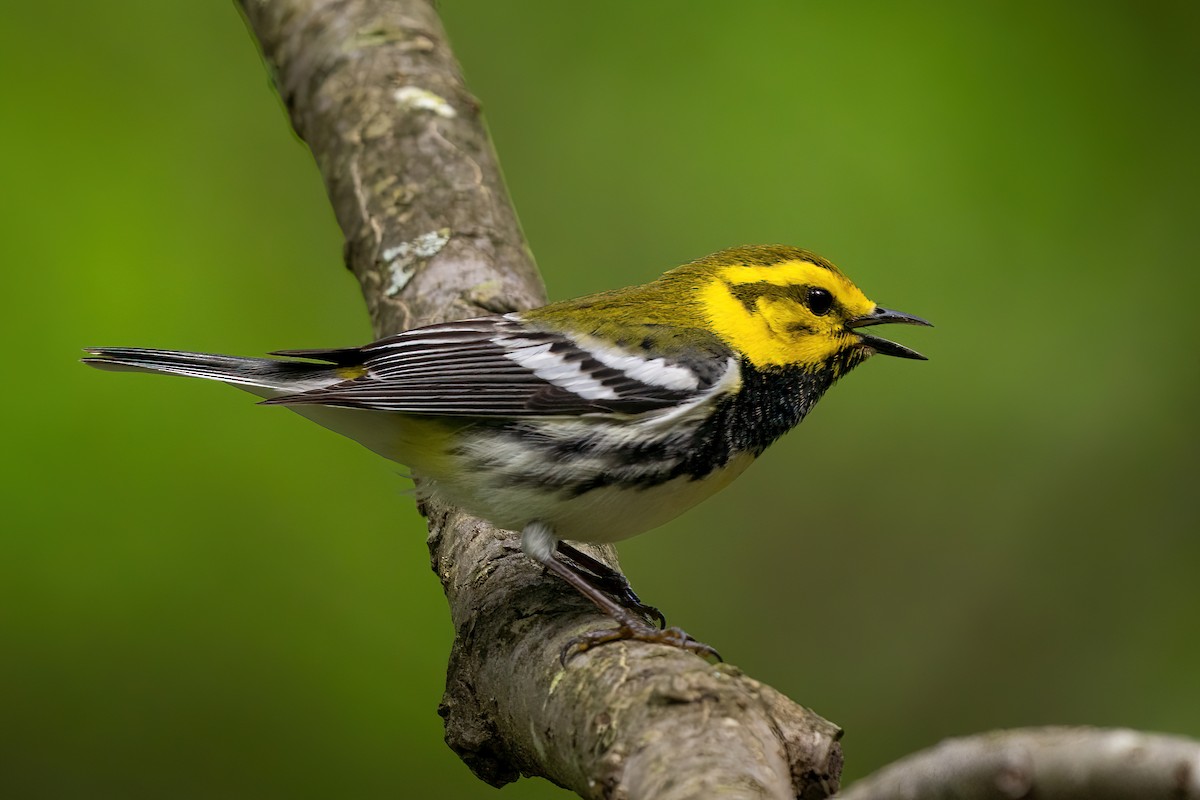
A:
264,315,733,417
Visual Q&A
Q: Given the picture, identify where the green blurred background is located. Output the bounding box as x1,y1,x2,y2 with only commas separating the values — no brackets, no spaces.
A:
3,1,1198,797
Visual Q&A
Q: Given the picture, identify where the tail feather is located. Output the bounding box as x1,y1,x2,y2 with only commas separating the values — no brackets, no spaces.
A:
82,347,341,394
267,346,363,366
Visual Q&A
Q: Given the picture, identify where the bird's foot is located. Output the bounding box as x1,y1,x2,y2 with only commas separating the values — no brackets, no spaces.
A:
561,622,722,665
555,542,666,628
591,576,666,629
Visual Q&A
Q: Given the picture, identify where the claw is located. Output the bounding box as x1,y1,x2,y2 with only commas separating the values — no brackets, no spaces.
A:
541,542,720,664
555,542,667,628
592,576,666,629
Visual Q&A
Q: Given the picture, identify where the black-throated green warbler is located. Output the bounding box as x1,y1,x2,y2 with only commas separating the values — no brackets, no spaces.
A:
85,245,929,658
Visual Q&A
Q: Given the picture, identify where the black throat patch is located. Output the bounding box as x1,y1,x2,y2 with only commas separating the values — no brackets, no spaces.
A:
675,352,866,478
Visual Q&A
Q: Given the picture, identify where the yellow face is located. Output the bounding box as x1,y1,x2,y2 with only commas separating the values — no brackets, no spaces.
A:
698,257,879,370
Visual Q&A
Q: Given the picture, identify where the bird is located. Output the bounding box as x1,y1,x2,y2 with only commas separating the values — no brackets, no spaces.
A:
84,244,930,660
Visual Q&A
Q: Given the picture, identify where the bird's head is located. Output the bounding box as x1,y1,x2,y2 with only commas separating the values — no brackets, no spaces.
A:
687,245,931,373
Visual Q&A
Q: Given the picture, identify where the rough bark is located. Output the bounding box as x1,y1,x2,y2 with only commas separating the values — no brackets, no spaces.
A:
236,2,1200,798
237,1,843,797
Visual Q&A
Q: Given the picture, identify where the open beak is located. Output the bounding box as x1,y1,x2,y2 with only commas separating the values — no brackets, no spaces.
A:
846,306,932,360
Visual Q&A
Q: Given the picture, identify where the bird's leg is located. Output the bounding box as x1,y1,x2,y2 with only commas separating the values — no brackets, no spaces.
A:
522,522,718,663
539,557,721,664
555,541,666,628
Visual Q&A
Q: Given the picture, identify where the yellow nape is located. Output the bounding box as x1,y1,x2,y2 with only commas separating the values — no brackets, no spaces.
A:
698,257,877,369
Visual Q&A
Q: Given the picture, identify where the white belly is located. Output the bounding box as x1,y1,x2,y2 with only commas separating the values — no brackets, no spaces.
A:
430,450,756,543
281,398,755,544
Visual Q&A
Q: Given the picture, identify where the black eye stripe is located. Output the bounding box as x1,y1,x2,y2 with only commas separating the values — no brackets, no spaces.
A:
725,281,836,317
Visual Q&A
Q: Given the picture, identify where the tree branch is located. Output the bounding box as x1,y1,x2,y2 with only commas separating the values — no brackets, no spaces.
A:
235,3,1200,798
836,727,1200,800
237,1,843,797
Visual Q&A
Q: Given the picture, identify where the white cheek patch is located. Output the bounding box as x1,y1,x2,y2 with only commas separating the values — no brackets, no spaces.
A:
496,339,619,400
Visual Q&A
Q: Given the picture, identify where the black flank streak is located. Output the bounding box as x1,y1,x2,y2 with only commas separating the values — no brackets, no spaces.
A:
559,352,865,494
476,349,871,497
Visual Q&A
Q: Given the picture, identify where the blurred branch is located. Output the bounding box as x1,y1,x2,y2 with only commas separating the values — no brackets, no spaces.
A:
837,727,1200,800
235,0,843,797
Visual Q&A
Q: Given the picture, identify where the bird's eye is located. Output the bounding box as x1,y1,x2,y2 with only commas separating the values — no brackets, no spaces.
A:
804,287,834,316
